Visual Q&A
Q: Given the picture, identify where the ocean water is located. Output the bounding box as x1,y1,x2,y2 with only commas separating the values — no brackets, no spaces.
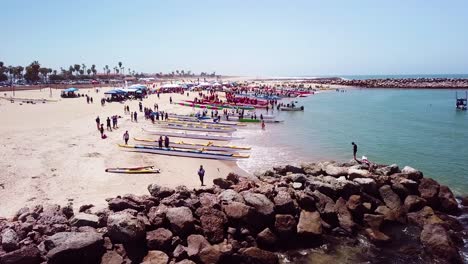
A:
236,88,468,195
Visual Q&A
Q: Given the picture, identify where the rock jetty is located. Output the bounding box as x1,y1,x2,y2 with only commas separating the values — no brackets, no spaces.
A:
0,161,466,264
314,78,468,89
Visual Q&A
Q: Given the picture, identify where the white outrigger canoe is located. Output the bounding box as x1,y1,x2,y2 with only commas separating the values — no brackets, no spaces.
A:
133,138,251,152
158,123,236,133
143,129,244,141
119,144,249,160
279,106,304,111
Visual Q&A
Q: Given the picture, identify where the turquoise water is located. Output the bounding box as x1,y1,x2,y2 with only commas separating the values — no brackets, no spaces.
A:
236,89,468,194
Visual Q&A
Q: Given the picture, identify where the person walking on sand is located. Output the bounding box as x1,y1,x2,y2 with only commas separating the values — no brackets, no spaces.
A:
261,120,265,130
131,111,134,122
139,102,143,112
158,136,163,148
134,111,137,122
100,124,105,138
123,131,129,145
198,165,205,186
169,96,172,104
106,117,112,131
95,116,100,130
352,142,358,160
165,112,169,121
164,136,170,148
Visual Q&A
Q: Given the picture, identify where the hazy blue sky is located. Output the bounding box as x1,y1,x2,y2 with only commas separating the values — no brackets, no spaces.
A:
2,0,467,76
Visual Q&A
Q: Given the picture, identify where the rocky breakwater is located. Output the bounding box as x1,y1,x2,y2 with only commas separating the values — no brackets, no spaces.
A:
313,78,468,88
0,161,467,264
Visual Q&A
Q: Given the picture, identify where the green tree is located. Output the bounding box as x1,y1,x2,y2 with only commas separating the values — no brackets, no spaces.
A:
23,61,41,83
118,61,122,74
91,64,96,75
87,69,92,75
105,65,109,75
39,67,50,83
73,64,81,75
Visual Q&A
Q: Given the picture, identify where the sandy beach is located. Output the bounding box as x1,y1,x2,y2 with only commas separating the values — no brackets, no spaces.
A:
0,87,247,217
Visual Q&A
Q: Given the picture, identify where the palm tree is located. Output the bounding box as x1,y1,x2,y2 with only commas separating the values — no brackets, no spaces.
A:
82,64,86,74
87,69,92,75
73,64,81,75
91,64,96,75
105,65,109,75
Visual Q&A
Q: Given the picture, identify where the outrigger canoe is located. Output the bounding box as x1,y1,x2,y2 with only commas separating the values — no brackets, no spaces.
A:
238,119,284,123
158,123,236,133
105,166,160,174
178,102,255,110
134,138,251,152
279,106,304,111
143,129,244,141
119,144,249,160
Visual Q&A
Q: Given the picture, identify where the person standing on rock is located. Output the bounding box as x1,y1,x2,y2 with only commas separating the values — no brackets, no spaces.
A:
352,142,358,160
198,165,205,186
123,131,129,145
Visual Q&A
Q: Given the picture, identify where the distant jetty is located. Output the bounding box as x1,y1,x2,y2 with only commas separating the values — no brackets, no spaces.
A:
0,161,466,264
313,77,468,89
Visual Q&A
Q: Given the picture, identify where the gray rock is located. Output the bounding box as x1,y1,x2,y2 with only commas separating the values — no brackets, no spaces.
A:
70,213,99,228
335,197,356,233
166,207,195,235
274,214,296,237
213,178,233,189
147,228,173,250
148,184,175,198
403,195,426,212
218,189,245,204
273,191,296,214
101,250,124,264
297,211,322,236
142,250,169,264
107,211,145,243
438,185,460,215
46,232,104,264
1,228,19,252
198,207,227,244
401,166,423,180
186,234,211,257
324,164,349,177
242,192,274,217
420,224,462,264
222,202,253,221
353,178,377,194
378,185,402,211
147,205,168,227
256,228,278,248
240,247,278,264
0,245,41,264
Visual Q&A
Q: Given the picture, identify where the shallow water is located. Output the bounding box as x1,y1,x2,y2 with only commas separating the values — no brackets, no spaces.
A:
236,88,468,194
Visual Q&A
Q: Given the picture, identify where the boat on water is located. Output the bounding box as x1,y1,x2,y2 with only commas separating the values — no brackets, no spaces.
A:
105,166,160,174
238,118,284,123
280,106,304,111
119,144,249,160
133,138,251,152
143,129,244,141
456,92,467,110
228,114,275,120
158,123,236,133
178,102,255,110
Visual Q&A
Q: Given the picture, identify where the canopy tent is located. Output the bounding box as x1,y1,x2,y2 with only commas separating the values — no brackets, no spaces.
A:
63,87,79,93
104,89,126,95
121,88,140,93
129,84,147,90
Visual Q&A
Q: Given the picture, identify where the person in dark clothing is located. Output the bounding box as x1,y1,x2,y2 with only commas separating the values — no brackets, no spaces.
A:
133,111,137,122
139,102,143,112
164,136,170,148
106,117,112,131
165,112,169,120
95,116,100,130
158,136,163,148
100,124,104,138
169,97,172,104
352,142,358,160
123,131,129,144
198,165,205,186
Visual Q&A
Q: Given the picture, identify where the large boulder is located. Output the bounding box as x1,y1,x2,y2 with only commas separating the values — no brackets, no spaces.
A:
401,166,423,180
107,211,146,243
311,191,336,221
347,167,370,180
364,228,390,244
148,184,175,198
199,193,219,208
0,245,41,264
407,206,443,228
222,202,253,222
418,178,439,205
36,204,68,226
1,228,19,252
273,191,296,214
186,234,211,257
363,214,384,229
324,164,349,177
403,195,426,212
241,192,274,217
218,189,245,204
274,214,296,237
308,176,360,199
301,163,323,176
273,165,305,175
437,185,460,215
353,178,377,194
166,207,195,236
420,224,462,264
296,191,316,211
378,185,402,211
70,213,99,228
146,228,173,251
297,211,322,236
45,232,104,264
107,197,142,212
198,207,227,243
213,178,233,189
240,247,278,264
376,164,400,176
142,250,169,264
100,250,124,264
256,228,278,248
334,197,356,233
147,205,168,227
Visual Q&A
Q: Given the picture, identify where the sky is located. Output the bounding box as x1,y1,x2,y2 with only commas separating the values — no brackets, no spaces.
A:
1,0,468,76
